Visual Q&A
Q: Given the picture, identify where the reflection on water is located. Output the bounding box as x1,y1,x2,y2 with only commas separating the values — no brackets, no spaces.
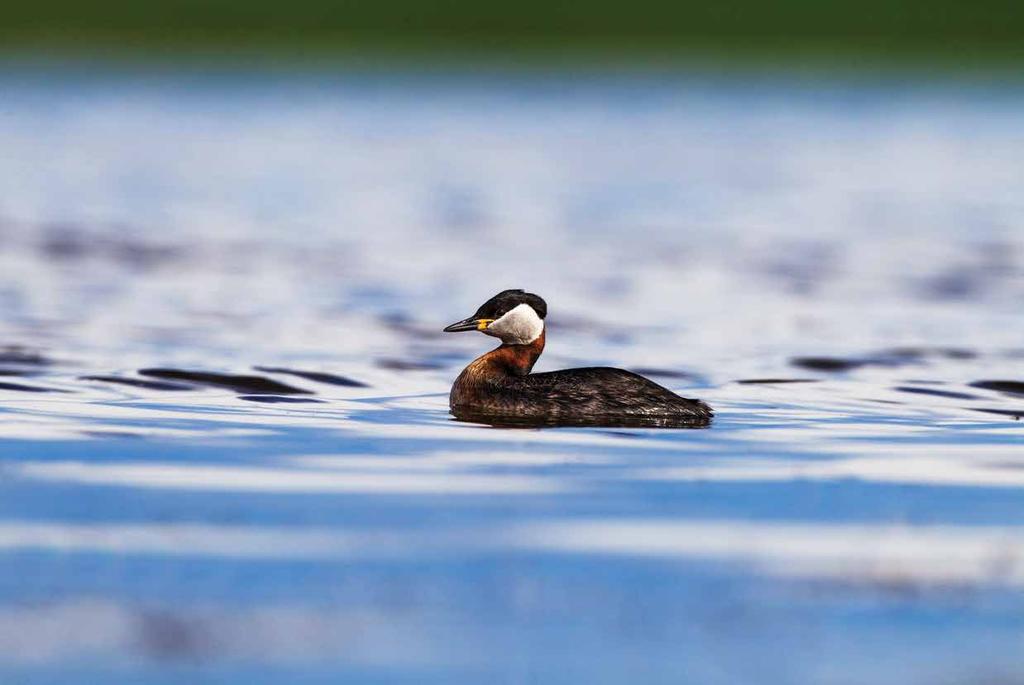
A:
0,66,1023,683
451,408,713,429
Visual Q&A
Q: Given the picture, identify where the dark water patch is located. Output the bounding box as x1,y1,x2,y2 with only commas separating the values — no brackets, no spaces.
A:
894,386,980,400
136,610,212,661
80,375,197,391
81,430,143,439
254,366,369,388
139,369,312,395
920,270,984,301
972,408,1023,420
110,239,185,271
0,345,52,365
970,381,1024,397
792,347,977,373
918,243,1015,303
239,395,325,404
628,367,698,380
0,368,37,376
736,378,819,385
376,358,446,371
379,312,443,339
39,225,90,260
881,346,977,360
0,381,66,393
40,226,185,271
791,357,865,372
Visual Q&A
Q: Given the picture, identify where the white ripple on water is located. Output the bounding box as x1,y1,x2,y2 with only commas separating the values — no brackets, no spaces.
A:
625,446,1024,489
0,522,375,559
1,518,1023,589
295,450,613,470
10,459,570,495
509,519,1024,588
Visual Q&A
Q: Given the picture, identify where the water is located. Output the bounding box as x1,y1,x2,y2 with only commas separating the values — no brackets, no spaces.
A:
0,66,1023,683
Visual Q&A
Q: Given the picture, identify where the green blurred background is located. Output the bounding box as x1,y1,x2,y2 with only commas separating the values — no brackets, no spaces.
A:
3,0,1023,66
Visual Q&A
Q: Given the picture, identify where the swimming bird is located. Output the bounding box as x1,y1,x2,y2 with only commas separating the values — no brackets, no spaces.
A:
443,289,713,427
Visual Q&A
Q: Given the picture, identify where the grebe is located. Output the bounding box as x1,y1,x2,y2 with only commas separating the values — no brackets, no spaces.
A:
443,289,713,427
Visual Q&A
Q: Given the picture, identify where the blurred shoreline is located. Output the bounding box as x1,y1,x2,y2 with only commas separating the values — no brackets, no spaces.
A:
3,0,1024,74
3,52,1024,87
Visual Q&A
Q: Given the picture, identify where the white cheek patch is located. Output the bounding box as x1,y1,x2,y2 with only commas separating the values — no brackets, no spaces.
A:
485,303,544,345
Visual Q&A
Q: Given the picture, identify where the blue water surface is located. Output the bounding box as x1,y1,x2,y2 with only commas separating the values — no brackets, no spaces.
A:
0,65,1022,684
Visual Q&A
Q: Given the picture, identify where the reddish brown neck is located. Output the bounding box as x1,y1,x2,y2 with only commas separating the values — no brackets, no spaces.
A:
469,330,546,378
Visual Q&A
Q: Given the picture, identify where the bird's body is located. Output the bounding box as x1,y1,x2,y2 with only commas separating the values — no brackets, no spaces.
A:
444,290,712,428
